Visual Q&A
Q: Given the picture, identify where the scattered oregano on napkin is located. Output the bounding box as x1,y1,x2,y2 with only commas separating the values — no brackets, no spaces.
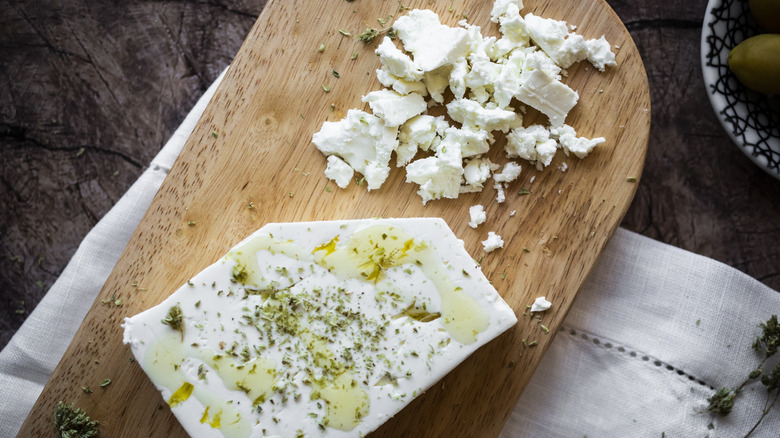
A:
707,315,780,437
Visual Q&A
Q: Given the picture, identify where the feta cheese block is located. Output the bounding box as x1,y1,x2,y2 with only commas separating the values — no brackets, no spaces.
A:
123,218,517,438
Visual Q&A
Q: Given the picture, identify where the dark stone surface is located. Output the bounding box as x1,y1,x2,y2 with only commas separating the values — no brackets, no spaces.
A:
1,0,778,350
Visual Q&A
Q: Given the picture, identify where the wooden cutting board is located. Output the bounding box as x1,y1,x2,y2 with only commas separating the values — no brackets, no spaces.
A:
19,0,649,436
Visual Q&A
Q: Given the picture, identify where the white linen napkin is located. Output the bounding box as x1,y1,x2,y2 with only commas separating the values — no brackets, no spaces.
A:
1,70,777,438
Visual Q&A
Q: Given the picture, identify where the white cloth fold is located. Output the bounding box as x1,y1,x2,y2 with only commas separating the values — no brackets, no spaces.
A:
1,70,777,438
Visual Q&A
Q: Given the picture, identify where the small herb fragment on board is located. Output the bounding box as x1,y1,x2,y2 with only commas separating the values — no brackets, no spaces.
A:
338,28,351,36
518,188,531,195
357,28,379,44
99,379,111,387
626,177,638,182
318,43,325,52
81,386,92,394
322,84,331,93
351,51,358,60
211,130,219,138
187,221,196,227
76,147,86,157
161,304,185,341
332,70,340,78
54,401,99,438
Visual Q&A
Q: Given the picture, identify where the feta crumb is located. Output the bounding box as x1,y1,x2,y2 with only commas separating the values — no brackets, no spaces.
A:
375,36,423,81
490,0,524,22
493,182,506,203
530,296,552,312
461,157,498,193
468,205,487,228
376,66,428,96
443,126,491,158
448,58,469,99
405,140,464,204
312,109,397,190
397,115,438,167
516,69,579,127
551,124,605,158
324,155,354,189
510,210,516,217
482,231,504,252
585,36,617,72
423,66,452,103
362,90,427,127
524,13,569,61
393,9,471,71
493,161,522,183
447,98,521,133
492,161,522,203
497,4,530,48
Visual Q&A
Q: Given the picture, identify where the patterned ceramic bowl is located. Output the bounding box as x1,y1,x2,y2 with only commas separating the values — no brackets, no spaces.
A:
701,0,780,180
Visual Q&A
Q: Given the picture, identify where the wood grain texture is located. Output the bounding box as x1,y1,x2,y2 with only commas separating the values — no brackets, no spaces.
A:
19,0,649,436
5,0,780,352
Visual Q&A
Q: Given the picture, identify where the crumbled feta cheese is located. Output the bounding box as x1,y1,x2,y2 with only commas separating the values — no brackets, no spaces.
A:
362,90,427,127
524,13,569,60
482,231,504,252
468,205,487,228
504,125,557,170
312,1,615,201
312,109,397,190
324,155,354,189
490,0,524,22
423,66,452,103
448,58,469,99
376,66,428,96
492,161,522,203
524,13,615,71
461,157,499,193
493,161,522,183
493,60,522,109
555,34,589,68
530,296,552,312
494,182,506,203
520,49,563,81
443,126,492,158
551,124,605,158
447,98,521,133
376,36,423,81
516,69,578,127
394,9,471,71
497,4,530,49
397,115,438,167
466,61,503,89
405,140,464,204
585,36,617,71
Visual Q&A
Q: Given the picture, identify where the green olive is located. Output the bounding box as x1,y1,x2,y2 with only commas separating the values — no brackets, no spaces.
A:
749,0,780,33
728,33,780,94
